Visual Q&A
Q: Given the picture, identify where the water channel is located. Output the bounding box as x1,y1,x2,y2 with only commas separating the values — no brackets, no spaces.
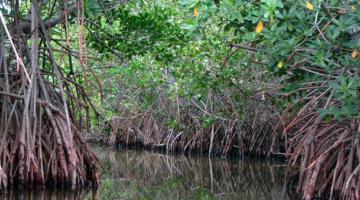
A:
1,146,291,200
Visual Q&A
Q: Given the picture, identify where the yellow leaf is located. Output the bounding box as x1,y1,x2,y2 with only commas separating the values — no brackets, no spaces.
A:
255,20,263,33
194,7,198,17
352,5,356,12
352,50,359,58
277,61,284,68
306,1,314,10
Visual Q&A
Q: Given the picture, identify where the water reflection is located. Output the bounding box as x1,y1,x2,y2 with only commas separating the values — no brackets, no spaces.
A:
0,188,91,200
93,148,290,200
0,148,290,200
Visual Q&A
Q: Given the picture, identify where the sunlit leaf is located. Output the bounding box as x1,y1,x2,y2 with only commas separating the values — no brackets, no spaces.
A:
305,1,314,10
352,50,359,58
277,61,284,68
194,7,198,17
255,20,263,33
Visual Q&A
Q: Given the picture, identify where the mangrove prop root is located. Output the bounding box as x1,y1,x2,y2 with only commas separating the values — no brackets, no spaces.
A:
275,81,360,200
0,1,98,190
105,96,278,159
105,79,360,199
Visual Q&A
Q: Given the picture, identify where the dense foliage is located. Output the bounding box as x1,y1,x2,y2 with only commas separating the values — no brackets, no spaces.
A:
86,1,270,122
83,1,360,199
86,0,360,125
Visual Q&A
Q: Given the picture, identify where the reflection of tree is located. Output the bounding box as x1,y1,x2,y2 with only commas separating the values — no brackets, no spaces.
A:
96,149,290,200
0,188,90,200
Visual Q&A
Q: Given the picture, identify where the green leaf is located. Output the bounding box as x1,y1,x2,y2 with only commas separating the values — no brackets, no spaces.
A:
85,0,101,17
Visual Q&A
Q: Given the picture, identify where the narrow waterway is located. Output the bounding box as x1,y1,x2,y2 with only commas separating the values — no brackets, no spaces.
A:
1,146,291,200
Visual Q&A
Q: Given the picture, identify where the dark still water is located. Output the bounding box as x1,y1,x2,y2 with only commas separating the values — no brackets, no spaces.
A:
1,147,291,200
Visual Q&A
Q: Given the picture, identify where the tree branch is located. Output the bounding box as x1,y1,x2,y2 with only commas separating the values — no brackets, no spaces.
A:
20,5,77,34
